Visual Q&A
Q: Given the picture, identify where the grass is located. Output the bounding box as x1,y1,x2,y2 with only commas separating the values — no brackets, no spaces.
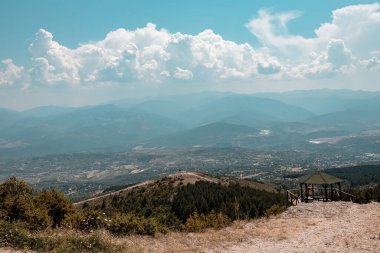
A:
0,221,122,253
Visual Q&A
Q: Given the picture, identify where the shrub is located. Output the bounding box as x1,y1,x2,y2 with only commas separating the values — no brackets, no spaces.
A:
107,213,165,236
53,232,116,253
0,177,75,230
62,210,109,231
173,181,289,222
34,188,75,227
0,221,118,252
264,204,288,218
0,221,56,251
183,211,231,232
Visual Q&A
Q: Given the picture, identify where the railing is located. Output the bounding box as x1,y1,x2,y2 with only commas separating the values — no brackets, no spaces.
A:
286,187,356,205
287,189,301,205
340,190,357,202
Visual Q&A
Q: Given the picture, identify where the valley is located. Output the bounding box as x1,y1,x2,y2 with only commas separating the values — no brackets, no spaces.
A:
1,147,379,201
1,90,380,200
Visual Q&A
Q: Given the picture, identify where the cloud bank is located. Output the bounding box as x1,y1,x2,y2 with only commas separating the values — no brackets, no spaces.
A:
0,3,379,90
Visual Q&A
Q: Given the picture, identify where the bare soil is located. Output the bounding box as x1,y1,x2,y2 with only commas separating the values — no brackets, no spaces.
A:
116,201,380,253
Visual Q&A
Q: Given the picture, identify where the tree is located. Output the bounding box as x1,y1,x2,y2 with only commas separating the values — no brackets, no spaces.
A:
0,177,34,222
34,189,75,227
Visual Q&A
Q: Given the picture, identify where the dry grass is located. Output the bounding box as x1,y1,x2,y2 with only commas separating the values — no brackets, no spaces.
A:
112,201,380,253
3,200,379,253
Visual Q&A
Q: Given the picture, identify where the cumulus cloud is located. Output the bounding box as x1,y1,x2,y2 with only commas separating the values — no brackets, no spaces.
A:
248,4,380,80
257,58,281,75
360,57,380,69
173,67,193,80
287,39,357,79
29,29,80,85
326,39,355,67
247,3,380,60
0,59,24,87
12,24,281,87
0,4,379,89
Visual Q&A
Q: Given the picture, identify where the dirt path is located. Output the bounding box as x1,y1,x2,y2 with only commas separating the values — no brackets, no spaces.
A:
117,201,380,253
228,201,380,253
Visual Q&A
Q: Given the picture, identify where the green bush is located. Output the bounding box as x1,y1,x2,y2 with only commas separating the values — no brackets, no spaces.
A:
264,204,288,218
183,211,231,232
62,210,109,231
0,221,118,252
0,221,56,251
0,177,74,230
34,188,75,227
173,181,289,222
53,232,116,253
107,213,165,236
347,184,380,204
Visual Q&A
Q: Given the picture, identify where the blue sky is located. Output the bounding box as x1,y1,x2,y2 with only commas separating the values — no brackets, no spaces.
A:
1,0,376,62
0,0,380,109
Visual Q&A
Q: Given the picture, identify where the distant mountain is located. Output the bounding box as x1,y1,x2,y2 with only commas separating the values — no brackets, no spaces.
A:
21,106,75,118
255,89,380,114
0,105,183,159
117,91,231,119
0,108,24,129
174,95,314,128
306,98,380,131
1,90,379,159
146,122,260,148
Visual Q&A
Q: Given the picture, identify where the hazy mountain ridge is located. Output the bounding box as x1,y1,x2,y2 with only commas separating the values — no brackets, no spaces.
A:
0,90,379,159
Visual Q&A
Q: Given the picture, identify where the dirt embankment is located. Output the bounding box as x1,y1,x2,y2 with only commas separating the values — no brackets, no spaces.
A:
117,201,380,253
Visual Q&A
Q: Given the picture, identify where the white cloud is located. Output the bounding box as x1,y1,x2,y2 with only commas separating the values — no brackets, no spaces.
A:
360,57,380,69
0,4,379,90
247,4,380,61
29,29,80,85
173,67,193,80
257,58,281,75
315,3,380,59
0,59,24,87
247,4,380,81
326,39,354,68
15,24,281,87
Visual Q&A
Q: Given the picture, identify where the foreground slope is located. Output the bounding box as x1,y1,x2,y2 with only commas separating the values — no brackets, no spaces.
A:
117,201,380,253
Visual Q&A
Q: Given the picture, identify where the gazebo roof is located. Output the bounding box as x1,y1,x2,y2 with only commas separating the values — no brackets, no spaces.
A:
298,171,344,185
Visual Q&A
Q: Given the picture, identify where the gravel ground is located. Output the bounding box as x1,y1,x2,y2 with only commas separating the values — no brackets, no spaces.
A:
116,201,380,253
227,201,380,253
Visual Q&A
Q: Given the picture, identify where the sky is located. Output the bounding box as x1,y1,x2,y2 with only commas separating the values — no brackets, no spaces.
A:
0,0,379,109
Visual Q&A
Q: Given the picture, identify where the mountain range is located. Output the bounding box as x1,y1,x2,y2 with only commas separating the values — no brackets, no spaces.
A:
0,89,379,159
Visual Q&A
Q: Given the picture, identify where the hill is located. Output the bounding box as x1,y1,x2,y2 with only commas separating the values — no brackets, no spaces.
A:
1,90,380,159
115,201,379,253
255,89,380,114
146,122,260,148
174,95,314,128
305,98,380,131
75,171,278,206
1,175,379,252
0,105,183,159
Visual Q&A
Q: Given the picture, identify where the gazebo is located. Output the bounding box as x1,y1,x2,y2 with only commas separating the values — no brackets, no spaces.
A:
286,171,356,205
298,171,344,203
